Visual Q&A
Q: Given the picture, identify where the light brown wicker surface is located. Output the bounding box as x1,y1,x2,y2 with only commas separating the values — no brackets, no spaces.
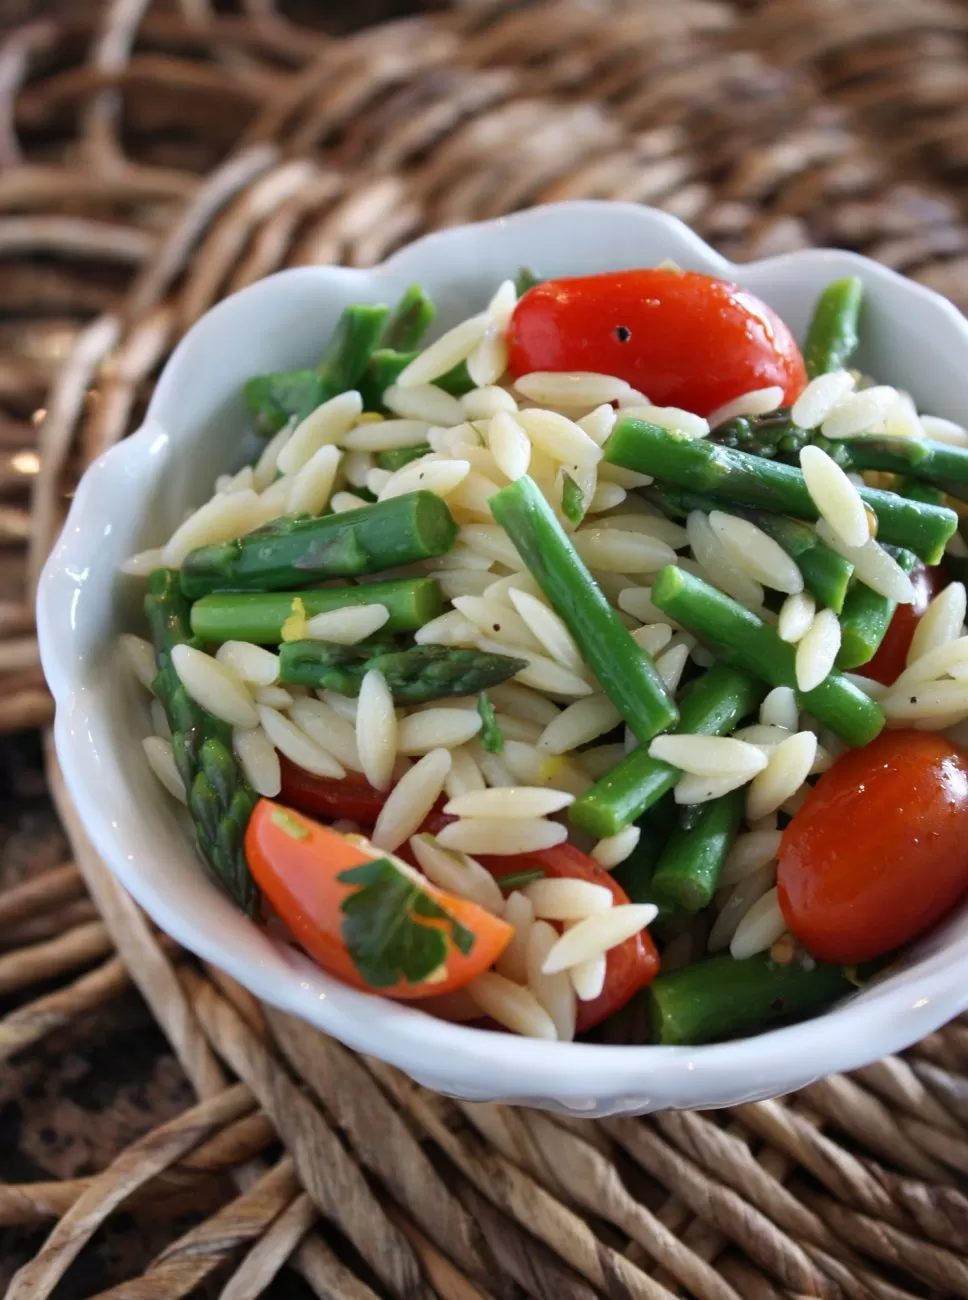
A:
5,0,968,1295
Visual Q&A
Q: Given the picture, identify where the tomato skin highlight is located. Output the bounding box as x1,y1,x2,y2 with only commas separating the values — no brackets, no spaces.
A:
863,564,946,686
246,800,512,999
479,842,660,1032
507,269,807,417
777,731,968,964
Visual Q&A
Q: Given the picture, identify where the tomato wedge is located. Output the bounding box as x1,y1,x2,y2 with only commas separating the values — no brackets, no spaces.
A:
247,800,513,999
477,842,660,1033
777,731,968,963
863,564,947,685
507,269,807,417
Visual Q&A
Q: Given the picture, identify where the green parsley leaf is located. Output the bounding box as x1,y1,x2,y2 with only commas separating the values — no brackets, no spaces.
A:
337,857,475,989
561,472,585,526
514,266,543,296
477,692,505,754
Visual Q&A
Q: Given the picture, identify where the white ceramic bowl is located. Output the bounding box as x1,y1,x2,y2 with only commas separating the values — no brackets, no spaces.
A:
39,201,968,1116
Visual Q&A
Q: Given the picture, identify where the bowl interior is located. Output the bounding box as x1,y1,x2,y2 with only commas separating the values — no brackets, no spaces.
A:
40,201,968,1111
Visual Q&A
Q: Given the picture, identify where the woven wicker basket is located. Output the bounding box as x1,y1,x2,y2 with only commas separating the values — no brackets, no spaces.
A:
5,1,968,1295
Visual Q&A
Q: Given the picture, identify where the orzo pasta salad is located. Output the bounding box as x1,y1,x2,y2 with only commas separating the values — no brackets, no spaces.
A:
123,266,968,1045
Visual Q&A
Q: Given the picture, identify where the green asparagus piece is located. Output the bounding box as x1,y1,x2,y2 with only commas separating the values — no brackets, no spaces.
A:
317,303,390,393
243,303,390,435
569,664,764,838
647,484,854,613
279,641,527,703
651,788,745,914
896,478,947,507
489,476,678,743
709,410,811,460
605,418,957,564
835,435,968,501
378,445,432,471
179,493,457,598
243,370,328,437
751,511,854,613
145,570,258,915
649,953,852,1045
611,815,674,912
804,276,864,379
381,285,435,352
651,565,884,747
189,578,443,645
358,348,474,412
837,547,918,669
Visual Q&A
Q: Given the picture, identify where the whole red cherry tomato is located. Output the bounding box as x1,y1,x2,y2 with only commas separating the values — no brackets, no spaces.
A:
478,843,660,1033
777,731,968,964
864,564,947,686
507,269,807,417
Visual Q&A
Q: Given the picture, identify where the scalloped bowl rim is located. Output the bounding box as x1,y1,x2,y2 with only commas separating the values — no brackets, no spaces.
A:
37,201,968,1112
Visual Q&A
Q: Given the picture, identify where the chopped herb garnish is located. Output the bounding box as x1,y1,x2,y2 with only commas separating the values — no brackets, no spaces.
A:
514,266,542,296
477,692,505,753
338,857,474,988
562,472,585,526
498,868,546,893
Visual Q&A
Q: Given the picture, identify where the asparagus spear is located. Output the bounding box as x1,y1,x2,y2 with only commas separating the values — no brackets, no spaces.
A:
243,303,390,435
837,546,918,669
835,434,968,501
145,569,258,915
243,370,329,437
804,276,864,379
895,478,946,507
605,418,957,564
650,788,745,913
489,475,679,743
709,410,811,460
179,493,457,598
651,565,884,747
189,577,443,645
381,285,435,352
358,349,474,412
649,952,852,1045
611,810,676,914
569,664,764,838
647,484,853,612
279,640,527,703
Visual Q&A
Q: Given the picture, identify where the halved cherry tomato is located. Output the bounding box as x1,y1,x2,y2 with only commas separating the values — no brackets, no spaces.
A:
507,269,807,417
478,842,660,1033
246,800,513,999
863,563,947,685
777,731,968,964
279,757,389,826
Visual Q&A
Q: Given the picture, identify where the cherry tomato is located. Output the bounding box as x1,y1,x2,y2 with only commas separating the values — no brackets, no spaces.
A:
279,757,391,826
864,564,947,686
247,800,512,998
507,269,807,417
777,731,968,964
478,842,660,1032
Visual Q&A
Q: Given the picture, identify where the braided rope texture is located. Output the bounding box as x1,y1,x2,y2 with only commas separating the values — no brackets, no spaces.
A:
4,0,968,1293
